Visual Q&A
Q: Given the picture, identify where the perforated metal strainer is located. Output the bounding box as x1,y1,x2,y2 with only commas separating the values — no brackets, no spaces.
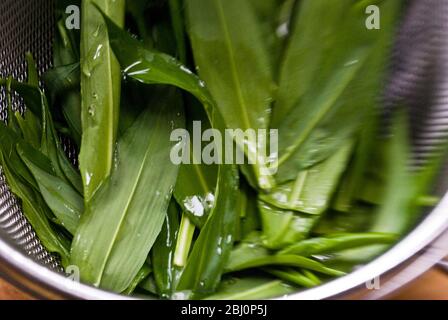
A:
1,0,448,300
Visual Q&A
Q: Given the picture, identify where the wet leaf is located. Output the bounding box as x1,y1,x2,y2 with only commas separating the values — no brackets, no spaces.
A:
186,0,275,190
204,276,294,300
152,200,181,297
17,142,83,235
79,0,125,203
176,164,239,298
71,88,184,292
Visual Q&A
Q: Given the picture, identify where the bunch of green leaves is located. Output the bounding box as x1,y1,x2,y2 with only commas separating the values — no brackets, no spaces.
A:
2,0,445,301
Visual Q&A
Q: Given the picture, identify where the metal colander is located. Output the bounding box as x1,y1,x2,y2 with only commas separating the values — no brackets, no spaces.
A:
0,0,61,271
1,0,448,299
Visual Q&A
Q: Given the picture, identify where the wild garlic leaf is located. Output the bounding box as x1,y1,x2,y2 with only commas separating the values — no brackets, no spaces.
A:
98,7,215,114
271,0,350,126
280,233,398,257
328,113,417,264
123,264,152,295
261,141,354,214
258,201,318,249
12,53,42,149
14,111,42,150
1,79,83,194
204,277,295,300
234,182,260,242
264,268,320,288
248,0,290,74
186,0,275,190
17,142,83,235
125,0,152,47
51,10,82,145
174,102,218,228
369,114,418,235
44,63,82,145
256,141,353,249
152,200,181,298
3,77,26,135
0,123,70,265
99,12,241,297
169,0,187,63
333,116,379,212
224,234,344,277
54,0,80,66
225,232,270,271
42,103,83,195
0,79,41,116
79,0,125,204
226,254,345,277
70,88,185,292
25,53,39,87
274,0,402,182
176,163,239,298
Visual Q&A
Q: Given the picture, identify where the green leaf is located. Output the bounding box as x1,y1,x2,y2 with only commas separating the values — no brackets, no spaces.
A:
169,0,187,63
123,264,153,295
280,233,397,256
139,274,162,297
370,114,415,234
53,5,80,66
272,0,349,126
5,78,23,135
50,12,82,145
174,101,218,228
44,63,82,145
17,142,83,235
224,232,344,277
99,10,241,298
14,110,41,150
312,205,377,235
234,182,260,242
152,200,181,298
274,0,402,182
40,89,83,195
261,141,354,214
328,112,423,264
0,120,39,190
264,268,321,288
226,254,344,277
0,124,70,265
97,8,215,111
25,53,39,87
79,0,125,204
249,0,291,75
186,0,275,190
333,115,379,212
176,164,239,298
225,232,270,270
0,79,41,117
0,79,82,195
125,0,152,47
258,201,318,249
70,88,185,292
204,277,295,300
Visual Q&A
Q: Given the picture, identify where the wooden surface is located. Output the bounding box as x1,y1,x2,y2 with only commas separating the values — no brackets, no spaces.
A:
391,268,448,300
1,268,448,300
0,279,32,300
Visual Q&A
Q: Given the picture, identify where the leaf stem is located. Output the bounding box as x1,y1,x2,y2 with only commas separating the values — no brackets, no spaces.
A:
174,214,195,267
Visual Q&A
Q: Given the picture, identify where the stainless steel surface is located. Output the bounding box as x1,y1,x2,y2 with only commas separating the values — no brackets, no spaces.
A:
0,0,62,272
385,0,448,166
1,0,448,300
438,259,448,273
